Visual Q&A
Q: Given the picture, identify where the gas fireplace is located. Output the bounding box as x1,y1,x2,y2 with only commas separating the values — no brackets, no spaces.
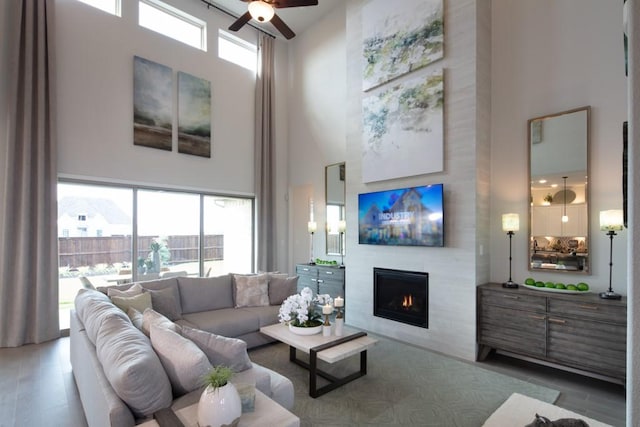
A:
373,267,428,328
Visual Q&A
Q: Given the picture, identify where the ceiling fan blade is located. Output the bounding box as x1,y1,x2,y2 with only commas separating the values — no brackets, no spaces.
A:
229,11,252,32
270,13,295,39
273,0,318,8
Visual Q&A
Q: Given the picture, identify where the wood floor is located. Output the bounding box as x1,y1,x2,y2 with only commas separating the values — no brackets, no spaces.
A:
0,338,626,427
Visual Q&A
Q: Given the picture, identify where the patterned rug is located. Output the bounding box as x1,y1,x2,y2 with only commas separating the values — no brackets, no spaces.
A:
249,334,560,427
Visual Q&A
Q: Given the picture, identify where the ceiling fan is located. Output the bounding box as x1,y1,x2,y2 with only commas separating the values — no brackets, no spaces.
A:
228,0,319,40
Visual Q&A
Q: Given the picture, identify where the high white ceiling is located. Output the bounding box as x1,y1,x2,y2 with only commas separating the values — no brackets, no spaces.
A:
197,0,343,39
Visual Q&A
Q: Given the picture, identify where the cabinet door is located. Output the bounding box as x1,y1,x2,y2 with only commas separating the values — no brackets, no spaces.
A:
562,204,587,237
316,267,344,297
547,316,626,380
295,265,318,293
478,305,546,358
532,206,563,236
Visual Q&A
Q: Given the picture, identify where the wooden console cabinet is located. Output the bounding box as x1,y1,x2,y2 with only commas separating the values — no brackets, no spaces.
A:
295,264,345,298
477,283,626,383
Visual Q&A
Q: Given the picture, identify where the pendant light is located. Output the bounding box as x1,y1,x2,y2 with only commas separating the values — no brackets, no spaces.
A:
561,176,569,223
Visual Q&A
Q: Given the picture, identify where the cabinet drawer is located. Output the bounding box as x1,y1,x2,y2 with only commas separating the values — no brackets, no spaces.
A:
480,289,546,312
478,305,546,357
547,316,626,379
297,275,317,293
548,299,626,324
296,265,317,276
317,267,344,281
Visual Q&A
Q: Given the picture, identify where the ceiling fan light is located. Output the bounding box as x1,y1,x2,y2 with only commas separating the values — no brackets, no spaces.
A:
248,1,274,23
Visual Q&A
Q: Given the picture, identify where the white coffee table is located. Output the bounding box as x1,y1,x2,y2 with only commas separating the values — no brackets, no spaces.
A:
260,323,378,398
139,388,299,427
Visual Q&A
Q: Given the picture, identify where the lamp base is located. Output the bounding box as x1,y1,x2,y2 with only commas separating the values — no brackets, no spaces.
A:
599,290,622,300
502,281,519,289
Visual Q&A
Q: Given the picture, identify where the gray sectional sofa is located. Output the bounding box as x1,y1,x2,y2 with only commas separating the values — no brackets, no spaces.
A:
70,273,297,427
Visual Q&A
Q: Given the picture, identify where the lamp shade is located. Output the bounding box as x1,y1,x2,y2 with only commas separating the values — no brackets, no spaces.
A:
338,220,346,233
502,213,519,232
600,210,624,231
307,221,317,233
248,1,274,22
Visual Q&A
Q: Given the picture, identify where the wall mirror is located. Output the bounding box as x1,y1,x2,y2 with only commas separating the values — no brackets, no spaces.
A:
326,162,345,256
528,106,590,274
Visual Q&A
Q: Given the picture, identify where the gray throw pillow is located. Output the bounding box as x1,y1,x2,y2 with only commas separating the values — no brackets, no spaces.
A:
150,324,212,396
268,276,299,305
95,315,173,418
181,325,252,372
233,273,269,307
144,287,181,321
177,275,234,313
141,308,181,337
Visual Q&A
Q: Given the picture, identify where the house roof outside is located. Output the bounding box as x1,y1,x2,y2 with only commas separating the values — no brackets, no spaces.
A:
58,197,131,225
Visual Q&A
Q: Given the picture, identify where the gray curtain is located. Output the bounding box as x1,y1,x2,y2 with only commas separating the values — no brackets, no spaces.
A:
255,35,276,272
0,0,59,347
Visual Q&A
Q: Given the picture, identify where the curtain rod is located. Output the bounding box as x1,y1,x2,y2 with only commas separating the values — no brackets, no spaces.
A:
199,0,276,39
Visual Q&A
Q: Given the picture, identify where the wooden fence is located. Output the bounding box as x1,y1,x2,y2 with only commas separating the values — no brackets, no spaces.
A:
58,235,223,268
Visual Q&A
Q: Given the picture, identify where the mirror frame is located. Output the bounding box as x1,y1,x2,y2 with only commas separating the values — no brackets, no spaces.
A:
325,162,345,256
527,106,591,274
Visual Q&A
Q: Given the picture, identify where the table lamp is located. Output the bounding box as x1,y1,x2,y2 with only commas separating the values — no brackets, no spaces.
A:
502,213,519,288
599,210,624,300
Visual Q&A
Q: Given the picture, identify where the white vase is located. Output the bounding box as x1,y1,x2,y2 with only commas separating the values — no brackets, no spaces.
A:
334,318,344,336
197,383,241,427
288,324,322,335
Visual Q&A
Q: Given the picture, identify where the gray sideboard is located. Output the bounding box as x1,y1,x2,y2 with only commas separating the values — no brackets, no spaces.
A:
295,264,345,298
477,283,626,384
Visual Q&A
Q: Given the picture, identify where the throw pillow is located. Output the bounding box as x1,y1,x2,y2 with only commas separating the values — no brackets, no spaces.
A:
143,287,181,321
268,276,299,305
110,292,153,314
233,273,269,308
141,308,181,337
75,290,130,344
177,275,234,313
150,324,212,396
181,325,252,372
95,315,173,418
127,307,144,330
107,283,143,297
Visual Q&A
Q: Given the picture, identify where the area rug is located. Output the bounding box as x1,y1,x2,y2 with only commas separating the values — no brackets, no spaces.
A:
482,393,612,427
248,335,560,427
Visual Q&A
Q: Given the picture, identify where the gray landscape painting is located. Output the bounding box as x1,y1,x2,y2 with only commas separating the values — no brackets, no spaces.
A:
133,56,172,151
178,72,211,158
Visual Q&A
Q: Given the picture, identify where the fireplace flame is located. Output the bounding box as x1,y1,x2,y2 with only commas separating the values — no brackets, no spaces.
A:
402,294,413,308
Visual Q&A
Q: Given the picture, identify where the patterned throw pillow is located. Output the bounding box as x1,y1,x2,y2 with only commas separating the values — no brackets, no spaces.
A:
232,273,269,307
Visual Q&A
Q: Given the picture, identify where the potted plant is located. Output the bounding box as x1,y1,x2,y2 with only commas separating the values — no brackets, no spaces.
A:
197,366,241,427
278,287,330,335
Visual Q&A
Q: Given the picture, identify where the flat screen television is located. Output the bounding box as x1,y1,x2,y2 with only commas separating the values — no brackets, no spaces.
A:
358,184,444,247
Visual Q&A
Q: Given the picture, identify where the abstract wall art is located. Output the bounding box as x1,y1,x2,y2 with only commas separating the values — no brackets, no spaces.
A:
133,56,173,151
362,0,443,92
178,71,211,158
362,69,444,183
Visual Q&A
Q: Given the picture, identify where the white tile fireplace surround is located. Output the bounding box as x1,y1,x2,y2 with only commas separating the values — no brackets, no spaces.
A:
373,267,428,329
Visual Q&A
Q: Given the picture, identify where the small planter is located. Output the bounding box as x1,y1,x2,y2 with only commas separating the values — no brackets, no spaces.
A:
197,383,241,427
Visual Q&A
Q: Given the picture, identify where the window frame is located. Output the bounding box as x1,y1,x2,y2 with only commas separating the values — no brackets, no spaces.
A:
138,0,208,51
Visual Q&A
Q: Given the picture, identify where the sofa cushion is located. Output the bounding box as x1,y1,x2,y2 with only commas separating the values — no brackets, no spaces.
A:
177,275,234,313
150,324,212,396
268,276,298,305
181,308,260,338
144,287,181,321
233,273,269,308
141,308,181,337
95,314,173,418
75,289,131,345
181,325,252,372
110,292,152,314
107,283,143,297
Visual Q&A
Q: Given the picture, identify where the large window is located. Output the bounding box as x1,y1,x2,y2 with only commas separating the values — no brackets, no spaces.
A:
139,0,207,51
57,181,254,329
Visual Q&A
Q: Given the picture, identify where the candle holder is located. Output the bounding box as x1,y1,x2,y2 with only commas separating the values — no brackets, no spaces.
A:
322,313,331,336
334,307,344,336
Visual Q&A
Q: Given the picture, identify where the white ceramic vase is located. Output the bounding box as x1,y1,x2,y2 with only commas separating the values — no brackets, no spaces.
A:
197,383,242,427
288,324,322,335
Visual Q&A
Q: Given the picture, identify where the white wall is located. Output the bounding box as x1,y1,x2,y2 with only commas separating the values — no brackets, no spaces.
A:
55,0,257,194
491,0,628,294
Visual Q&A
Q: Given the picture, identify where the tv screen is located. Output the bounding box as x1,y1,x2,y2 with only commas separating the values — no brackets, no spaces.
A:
358,184,444,247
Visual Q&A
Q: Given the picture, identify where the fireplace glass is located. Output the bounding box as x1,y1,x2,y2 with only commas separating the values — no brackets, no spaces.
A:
373,267,428,328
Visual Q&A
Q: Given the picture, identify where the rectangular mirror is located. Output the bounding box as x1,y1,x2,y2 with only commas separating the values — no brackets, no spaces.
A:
529,106,590,274
326,163,345,256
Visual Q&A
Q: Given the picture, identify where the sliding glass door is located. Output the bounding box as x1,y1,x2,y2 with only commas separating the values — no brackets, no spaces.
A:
57,180,254,330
